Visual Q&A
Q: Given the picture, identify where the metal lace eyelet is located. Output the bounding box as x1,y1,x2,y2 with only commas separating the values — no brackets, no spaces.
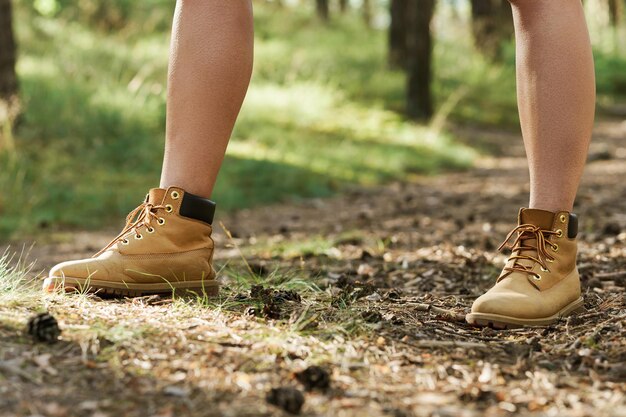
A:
121,239,129,245
147,227,155,234
552,243,559,252
533,274,542,281
559,214,567,223
135,234,143,240
165,204,173,213
540,266,549,272
171,191,180,200
158,218,165,225
556,229,563,238
546,257,555,263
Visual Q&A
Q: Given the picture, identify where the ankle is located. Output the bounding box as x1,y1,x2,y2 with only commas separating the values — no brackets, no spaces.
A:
528,201,574,213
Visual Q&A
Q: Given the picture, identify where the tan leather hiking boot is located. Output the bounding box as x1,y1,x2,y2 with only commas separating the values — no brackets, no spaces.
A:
43,187,218,297
466,208,584,329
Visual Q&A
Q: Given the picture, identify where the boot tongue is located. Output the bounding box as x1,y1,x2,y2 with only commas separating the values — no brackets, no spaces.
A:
519,208,555,230
147,188,167,205
510,208,556,273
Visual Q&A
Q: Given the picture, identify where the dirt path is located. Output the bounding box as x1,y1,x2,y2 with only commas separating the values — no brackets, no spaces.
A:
1,119,625,417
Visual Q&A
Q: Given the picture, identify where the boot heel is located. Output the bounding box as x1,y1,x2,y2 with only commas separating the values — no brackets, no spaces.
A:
174,284,219,298
562,297,585,317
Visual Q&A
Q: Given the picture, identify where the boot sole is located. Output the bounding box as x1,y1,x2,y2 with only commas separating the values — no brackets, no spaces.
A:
465,297,584,329
42,276,219,298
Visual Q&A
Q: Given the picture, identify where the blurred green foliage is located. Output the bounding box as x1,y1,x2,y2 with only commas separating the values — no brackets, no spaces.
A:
1,0,625,239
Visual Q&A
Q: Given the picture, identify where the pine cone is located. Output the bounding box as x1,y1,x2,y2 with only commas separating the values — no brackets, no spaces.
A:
27,312,61,343
295,366,331,391
262,300,282,320
266,387,304,415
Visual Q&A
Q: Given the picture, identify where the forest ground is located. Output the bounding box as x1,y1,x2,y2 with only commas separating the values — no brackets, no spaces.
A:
0,118,625,417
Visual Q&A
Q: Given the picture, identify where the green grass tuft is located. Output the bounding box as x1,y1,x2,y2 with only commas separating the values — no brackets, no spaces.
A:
0,247,38,297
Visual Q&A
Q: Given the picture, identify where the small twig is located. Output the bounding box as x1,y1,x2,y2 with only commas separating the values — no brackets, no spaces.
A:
405,339,489,349
428,324,504,343
574,312,604,321
215,341,251,348
594,271,626,280
408,303,466,322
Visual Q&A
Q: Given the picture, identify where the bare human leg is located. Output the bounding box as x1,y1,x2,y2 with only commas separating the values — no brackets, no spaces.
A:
467,0,595,328
511,0,595,212
160,0,254,198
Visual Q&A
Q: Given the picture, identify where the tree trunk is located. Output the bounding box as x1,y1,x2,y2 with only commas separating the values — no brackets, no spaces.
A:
316,0,330,21
389,0,409,69
362,0,372,27
406,0,435,120
338,0,348,13
0,0,19,150
470,0,513,60
0,0,18,103
608,0,622,26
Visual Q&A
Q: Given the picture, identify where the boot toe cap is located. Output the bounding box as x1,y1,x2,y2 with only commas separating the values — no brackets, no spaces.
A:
471,290,536,318
44,258,112,292
48,257,113,282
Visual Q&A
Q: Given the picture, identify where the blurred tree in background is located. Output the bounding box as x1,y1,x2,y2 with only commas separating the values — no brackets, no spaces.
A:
608,0,622,25
406,0,435,120
0,0,17,100
362,0,373,26
0,0,19,151
469,0,513,60
316,0,329,20
389,0,409,69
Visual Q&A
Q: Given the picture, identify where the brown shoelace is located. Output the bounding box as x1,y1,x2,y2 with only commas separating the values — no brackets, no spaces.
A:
498,224,559,279
94,202,166,257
